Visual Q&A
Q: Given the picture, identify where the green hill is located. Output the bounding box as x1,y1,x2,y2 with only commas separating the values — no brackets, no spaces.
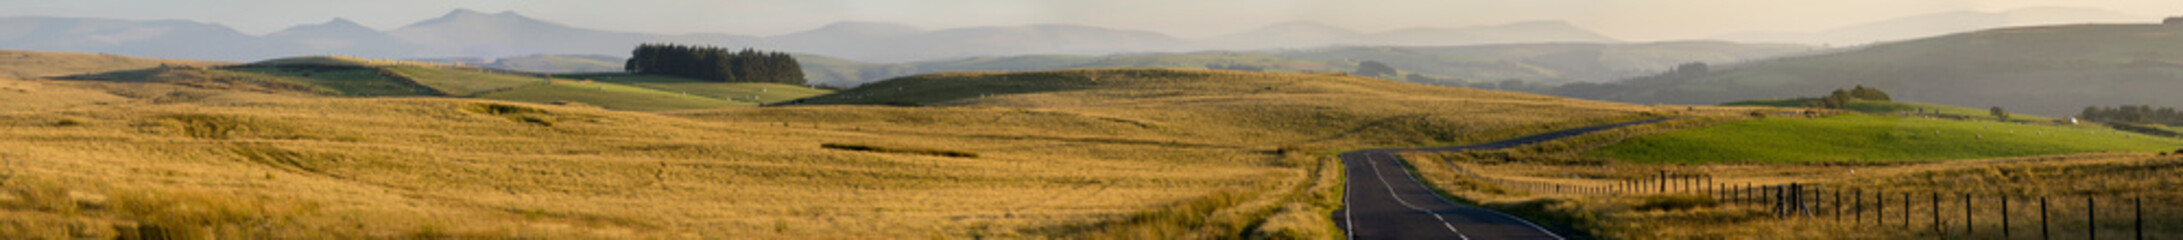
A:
474,80,750,111
1586,113,2183,163
558,73,830,104
53,56,829,111
1572,23,2183,116
1725,99,2054,122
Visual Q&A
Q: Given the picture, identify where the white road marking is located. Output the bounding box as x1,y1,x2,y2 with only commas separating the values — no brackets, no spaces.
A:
1344,153,1357,240
1380,151,1566,240
1364,153,1470,240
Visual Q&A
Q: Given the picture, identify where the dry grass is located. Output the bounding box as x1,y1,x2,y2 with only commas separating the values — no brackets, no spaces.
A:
0,50,229,80
1,67,1664,238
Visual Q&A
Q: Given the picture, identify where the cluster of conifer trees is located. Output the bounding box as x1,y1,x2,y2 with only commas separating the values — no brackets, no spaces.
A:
625,44,804,84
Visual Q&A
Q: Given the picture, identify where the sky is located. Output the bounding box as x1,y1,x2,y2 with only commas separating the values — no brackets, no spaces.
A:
4,0,2179,41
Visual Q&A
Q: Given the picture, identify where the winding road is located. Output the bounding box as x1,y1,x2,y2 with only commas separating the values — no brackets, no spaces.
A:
1335,118,1673,240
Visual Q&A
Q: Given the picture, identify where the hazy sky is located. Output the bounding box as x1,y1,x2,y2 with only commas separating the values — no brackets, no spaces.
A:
4,0,2179,40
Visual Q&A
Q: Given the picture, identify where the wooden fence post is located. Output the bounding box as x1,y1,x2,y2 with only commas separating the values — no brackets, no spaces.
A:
2004,196,2010,238
2136,197,2142,240
2089,196,2096,240
1965,193,1972,236
2041,197,2050,240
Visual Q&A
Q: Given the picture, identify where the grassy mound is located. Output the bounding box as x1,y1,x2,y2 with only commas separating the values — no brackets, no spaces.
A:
1586,114,2183,163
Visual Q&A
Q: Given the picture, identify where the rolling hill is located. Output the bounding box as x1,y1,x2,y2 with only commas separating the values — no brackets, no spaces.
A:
1571,23,2183,116
1,9,1634,63
2,63,1682,238
777,41,1815,87
0,50,229,80
1717,7,2145,45
35,54,825,111
1724,99,2054,122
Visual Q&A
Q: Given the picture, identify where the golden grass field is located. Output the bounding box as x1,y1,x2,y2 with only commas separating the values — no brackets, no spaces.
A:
1396,113,2183,239
0,51,1680,239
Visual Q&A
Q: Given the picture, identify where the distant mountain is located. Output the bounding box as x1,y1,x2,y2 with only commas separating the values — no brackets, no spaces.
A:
416,54,627,73
1348,21,1619,46
0,8,1654,63
386,9,663,58
1575,23,2183,116
265,18,420,58
1717,7,2144,45
0,17,271,60
1202,20,1620,50
1204,21,1362,50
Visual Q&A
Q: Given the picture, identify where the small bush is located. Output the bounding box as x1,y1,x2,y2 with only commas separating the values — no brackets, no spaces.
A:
1633,194,1718,211
821,143,978,158
52,119,84,127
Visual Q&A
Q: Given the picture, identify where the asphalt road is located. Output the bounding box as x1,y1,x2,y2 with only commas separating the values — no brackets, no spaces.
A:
1334,118,1674,240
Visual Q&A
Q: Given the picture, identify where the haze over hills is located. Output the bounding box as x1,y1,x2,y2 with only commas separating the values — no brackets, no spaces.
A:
1717,7,2145,45
1572,22,2183,116
0,9,1630,63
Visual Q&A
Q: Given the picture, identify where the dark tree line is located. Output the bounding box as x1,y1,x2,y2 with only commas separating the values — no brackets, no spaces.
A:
2081,105,2183,126
625,43,804,84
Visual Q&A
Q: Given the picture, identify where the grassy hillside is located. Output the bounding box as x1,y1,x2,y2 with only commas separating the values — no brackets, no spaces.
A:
1585,114,2182,163
379,66,545,96
781,68,1683,148
0,50,230,80
1725,99,2054,122
36,55,826,111
220,66,435,97
1577,23,2183,116
559,73,831,104
475,80,752,111
779,41,1815,87
2,67,1677,238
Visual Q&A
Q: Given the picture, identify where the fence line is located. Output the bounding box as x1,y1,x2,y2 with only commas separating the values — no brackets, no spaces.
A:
1440,165,2171,238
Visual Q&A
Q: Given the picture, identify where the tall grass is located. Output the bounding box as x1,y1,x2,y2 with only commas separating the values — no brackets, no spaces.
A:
3,68,1663,238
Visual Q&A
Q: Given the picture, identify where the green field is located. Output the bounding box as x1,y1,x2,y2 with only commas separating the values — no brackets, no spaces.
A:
381,66,544,96
559,73,831,104
1586,114,2183,163
225,66,432,97
475,80,753,111
1725,99,2054,121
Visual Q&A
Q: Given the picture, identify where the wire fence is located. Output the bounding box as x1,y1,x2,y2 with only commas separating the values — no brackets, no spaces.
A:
1474,171,2178,239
